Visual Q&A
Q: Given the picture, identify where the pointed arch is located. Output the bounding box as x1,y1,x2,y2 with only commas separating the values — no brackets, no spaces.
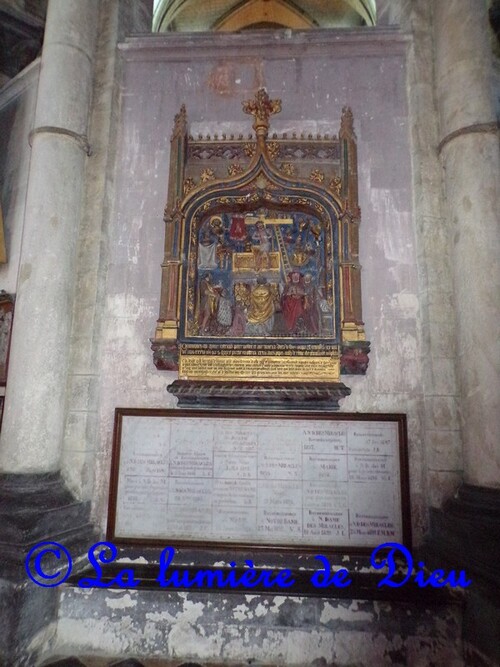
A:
153,0,377,32
214,0,316,32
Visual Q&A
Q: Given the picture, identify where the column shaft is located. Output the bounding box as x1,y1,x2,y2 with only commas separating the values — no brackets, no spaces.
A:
434,0,500,487
0,0,100,472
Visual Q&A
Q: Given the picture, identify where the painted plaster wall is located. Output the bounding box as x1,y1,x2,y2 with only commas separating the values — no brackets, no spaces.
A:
91,30,429,541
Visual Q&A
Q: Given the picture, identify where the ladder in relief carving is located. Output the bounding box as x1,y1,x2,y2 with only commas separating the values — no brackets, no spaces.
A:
274,226,292,275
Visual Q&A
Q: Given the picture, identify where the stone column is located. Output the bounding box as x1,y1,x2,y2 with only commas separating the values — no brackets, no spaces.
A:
0,2,101,663
0,0,100,473
0,2,153,664
60,0,153,500
434,0,500,488
430,3,500,663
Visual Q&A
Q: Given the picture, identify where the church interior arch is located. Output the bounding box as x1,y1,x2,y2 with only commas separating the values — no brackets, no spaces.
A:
153,0,377,32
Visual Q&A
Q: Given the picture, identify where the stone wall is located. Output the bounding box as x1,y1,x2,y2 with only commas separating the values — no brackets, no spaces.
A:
84,28,441,545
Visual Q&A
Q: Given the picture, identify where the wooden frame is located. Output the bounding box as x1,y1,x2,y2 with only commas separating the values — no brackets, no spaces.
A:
107,409,411,553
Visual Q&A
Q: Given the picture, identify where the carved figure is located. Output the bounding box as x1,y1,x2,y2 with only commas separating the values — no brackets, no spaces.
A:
252,220,272,271
216,288,233,327
227,284,249,336
246,279,275,335
303,272,320,334
198,228,218,269
282,271,305,333
216,242,232,270
199,273,222,333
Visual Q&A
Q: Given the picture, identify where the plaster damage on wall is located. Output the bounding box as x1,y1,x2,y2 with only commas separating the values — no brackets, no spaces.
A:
53,586,464,665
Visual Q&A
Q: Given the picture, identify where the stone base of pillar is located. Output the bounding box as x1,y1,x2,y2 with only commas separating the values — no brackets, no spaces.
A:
0,472,95,579
424,484,500,665
0,472,95,666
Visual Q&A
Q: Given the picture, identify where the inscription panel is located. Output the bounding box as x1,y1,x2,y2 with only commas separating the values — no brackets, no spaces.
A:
178,354,340,381
108,410,410,550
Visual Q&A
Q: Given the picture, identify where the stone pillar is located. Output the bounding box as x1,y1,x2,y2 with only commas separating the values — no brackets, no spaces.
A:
0,0,99,473
0,1,99,663
397,0,463,524
434,0,500,488
428,2,500,663
0,2,154,663
60,0,153,500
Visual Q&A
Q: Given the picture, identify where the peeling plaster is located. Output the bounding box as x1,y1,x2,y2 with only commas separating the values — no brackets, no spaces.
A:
320,601,374,624
105,593,138,609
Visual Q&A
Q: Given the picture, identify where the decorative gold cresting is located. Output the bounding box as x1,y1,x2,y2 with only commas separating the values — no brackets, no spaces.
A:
242,88,282,142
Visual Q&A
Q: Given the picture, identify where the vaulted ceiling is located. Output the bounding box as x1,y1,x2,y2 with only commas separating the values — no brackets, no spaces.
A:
153,0,378,32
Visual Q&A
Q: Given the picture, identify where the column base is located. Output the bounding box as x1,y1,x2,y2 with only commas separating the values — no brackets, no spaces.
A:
0,472,95,666
0,472,94,579
424,484,500,666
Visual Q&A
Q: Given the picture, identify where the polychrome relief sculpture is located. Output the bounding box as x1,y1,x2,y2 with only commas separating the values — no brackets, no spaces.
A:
152,89,369,408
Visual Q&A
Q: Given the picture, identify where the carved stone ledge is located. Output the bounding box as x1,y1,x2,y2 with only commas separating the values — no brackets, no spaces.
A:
167,380,351,411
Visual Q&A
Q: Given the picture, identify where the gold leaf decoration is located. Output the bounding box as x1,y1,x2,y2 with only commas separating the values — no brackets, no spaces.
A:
200,168,216,183
183,177,196,195
329,176,342,195
267,141,280,160
244,142,256,158
227,163,244,176
242,89,282,128
310,169,325,183
280,162,297,177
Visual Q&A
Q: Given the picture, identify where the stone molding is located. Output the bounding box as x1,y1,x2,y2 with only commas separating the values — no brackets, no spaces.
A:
28,125,93,156
437,121,500,155
167,379,351,410
118,27,410,61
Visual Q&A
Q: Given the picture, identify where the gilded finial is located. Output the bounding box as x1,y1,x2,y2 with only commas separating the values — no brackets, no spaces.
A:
340,106,356,140
242,88,282,139
172,104,188,139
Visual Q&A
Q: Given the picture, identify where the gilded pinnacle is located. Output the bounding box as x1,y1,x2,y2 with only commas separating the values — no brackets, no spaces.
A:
242,88,282,138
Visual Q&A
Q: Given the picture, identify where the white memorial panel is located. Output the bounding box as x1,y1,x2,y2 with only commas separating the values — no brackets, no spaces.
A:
108,410,410,550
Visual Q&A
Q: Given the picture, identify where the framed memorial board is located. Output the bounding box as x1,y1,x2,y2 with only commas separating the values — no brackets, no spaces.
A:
107,409,410,552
